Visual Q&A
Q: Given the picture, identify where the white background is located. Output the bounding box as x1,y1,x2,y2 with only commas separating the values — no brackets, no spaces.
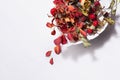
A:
0,0,120,80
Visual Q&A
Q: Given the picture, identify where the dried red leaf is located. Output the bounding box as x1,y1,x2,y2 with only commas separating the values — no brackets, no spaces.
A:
49,58,54,65
46,51,52,57
51,30,56,35
80,29,87,37
54,45,61,55
61,35,67,45
54,36,62,45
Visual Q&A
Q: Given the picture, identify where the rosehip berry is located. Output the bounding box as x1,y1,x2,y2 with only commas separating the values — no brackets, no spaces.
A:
93,20,98,27
50,8,57,16
87,29,93,34
89,13,96,20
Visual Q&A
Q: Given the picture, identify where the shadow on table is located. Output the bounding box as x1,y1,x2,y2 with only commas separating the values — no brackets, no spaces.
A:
62,15,120,61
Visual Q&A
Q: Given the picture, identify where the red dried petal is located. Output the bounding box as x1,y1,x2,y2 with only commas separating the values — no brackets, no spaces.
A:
49,58,54,65
46,51,52,57
67,33,74,41
68,5,75,11
80,16,87,22
53,0,64,5
50,8,57,16
54,36,62,45
51,30,56,35
60,24,68,33
68,27,75,32
79,0,82,2
75,12,83,17
46,22,54,28
80,29,87,37
77,22,84,29
93,20,98,27
54,45,61,55
61,35,67,45
87,29,93,34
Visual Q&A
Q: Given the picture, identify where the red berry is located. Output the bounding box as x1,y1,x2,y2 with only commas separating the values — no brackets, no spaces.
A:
50,8,57,16
93,20,98,27
87,29,93,34
49,58,54,65
89,14,96,20
46,51,52,57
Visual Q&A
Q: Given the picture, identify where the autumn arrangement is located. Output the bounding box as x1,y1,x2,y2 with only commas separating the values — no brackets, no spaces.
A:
45,0,120,65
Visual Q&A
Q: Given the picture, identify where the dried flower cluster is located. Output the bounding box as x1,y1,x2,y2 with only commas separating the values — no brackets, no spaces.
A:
45,0,119,65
